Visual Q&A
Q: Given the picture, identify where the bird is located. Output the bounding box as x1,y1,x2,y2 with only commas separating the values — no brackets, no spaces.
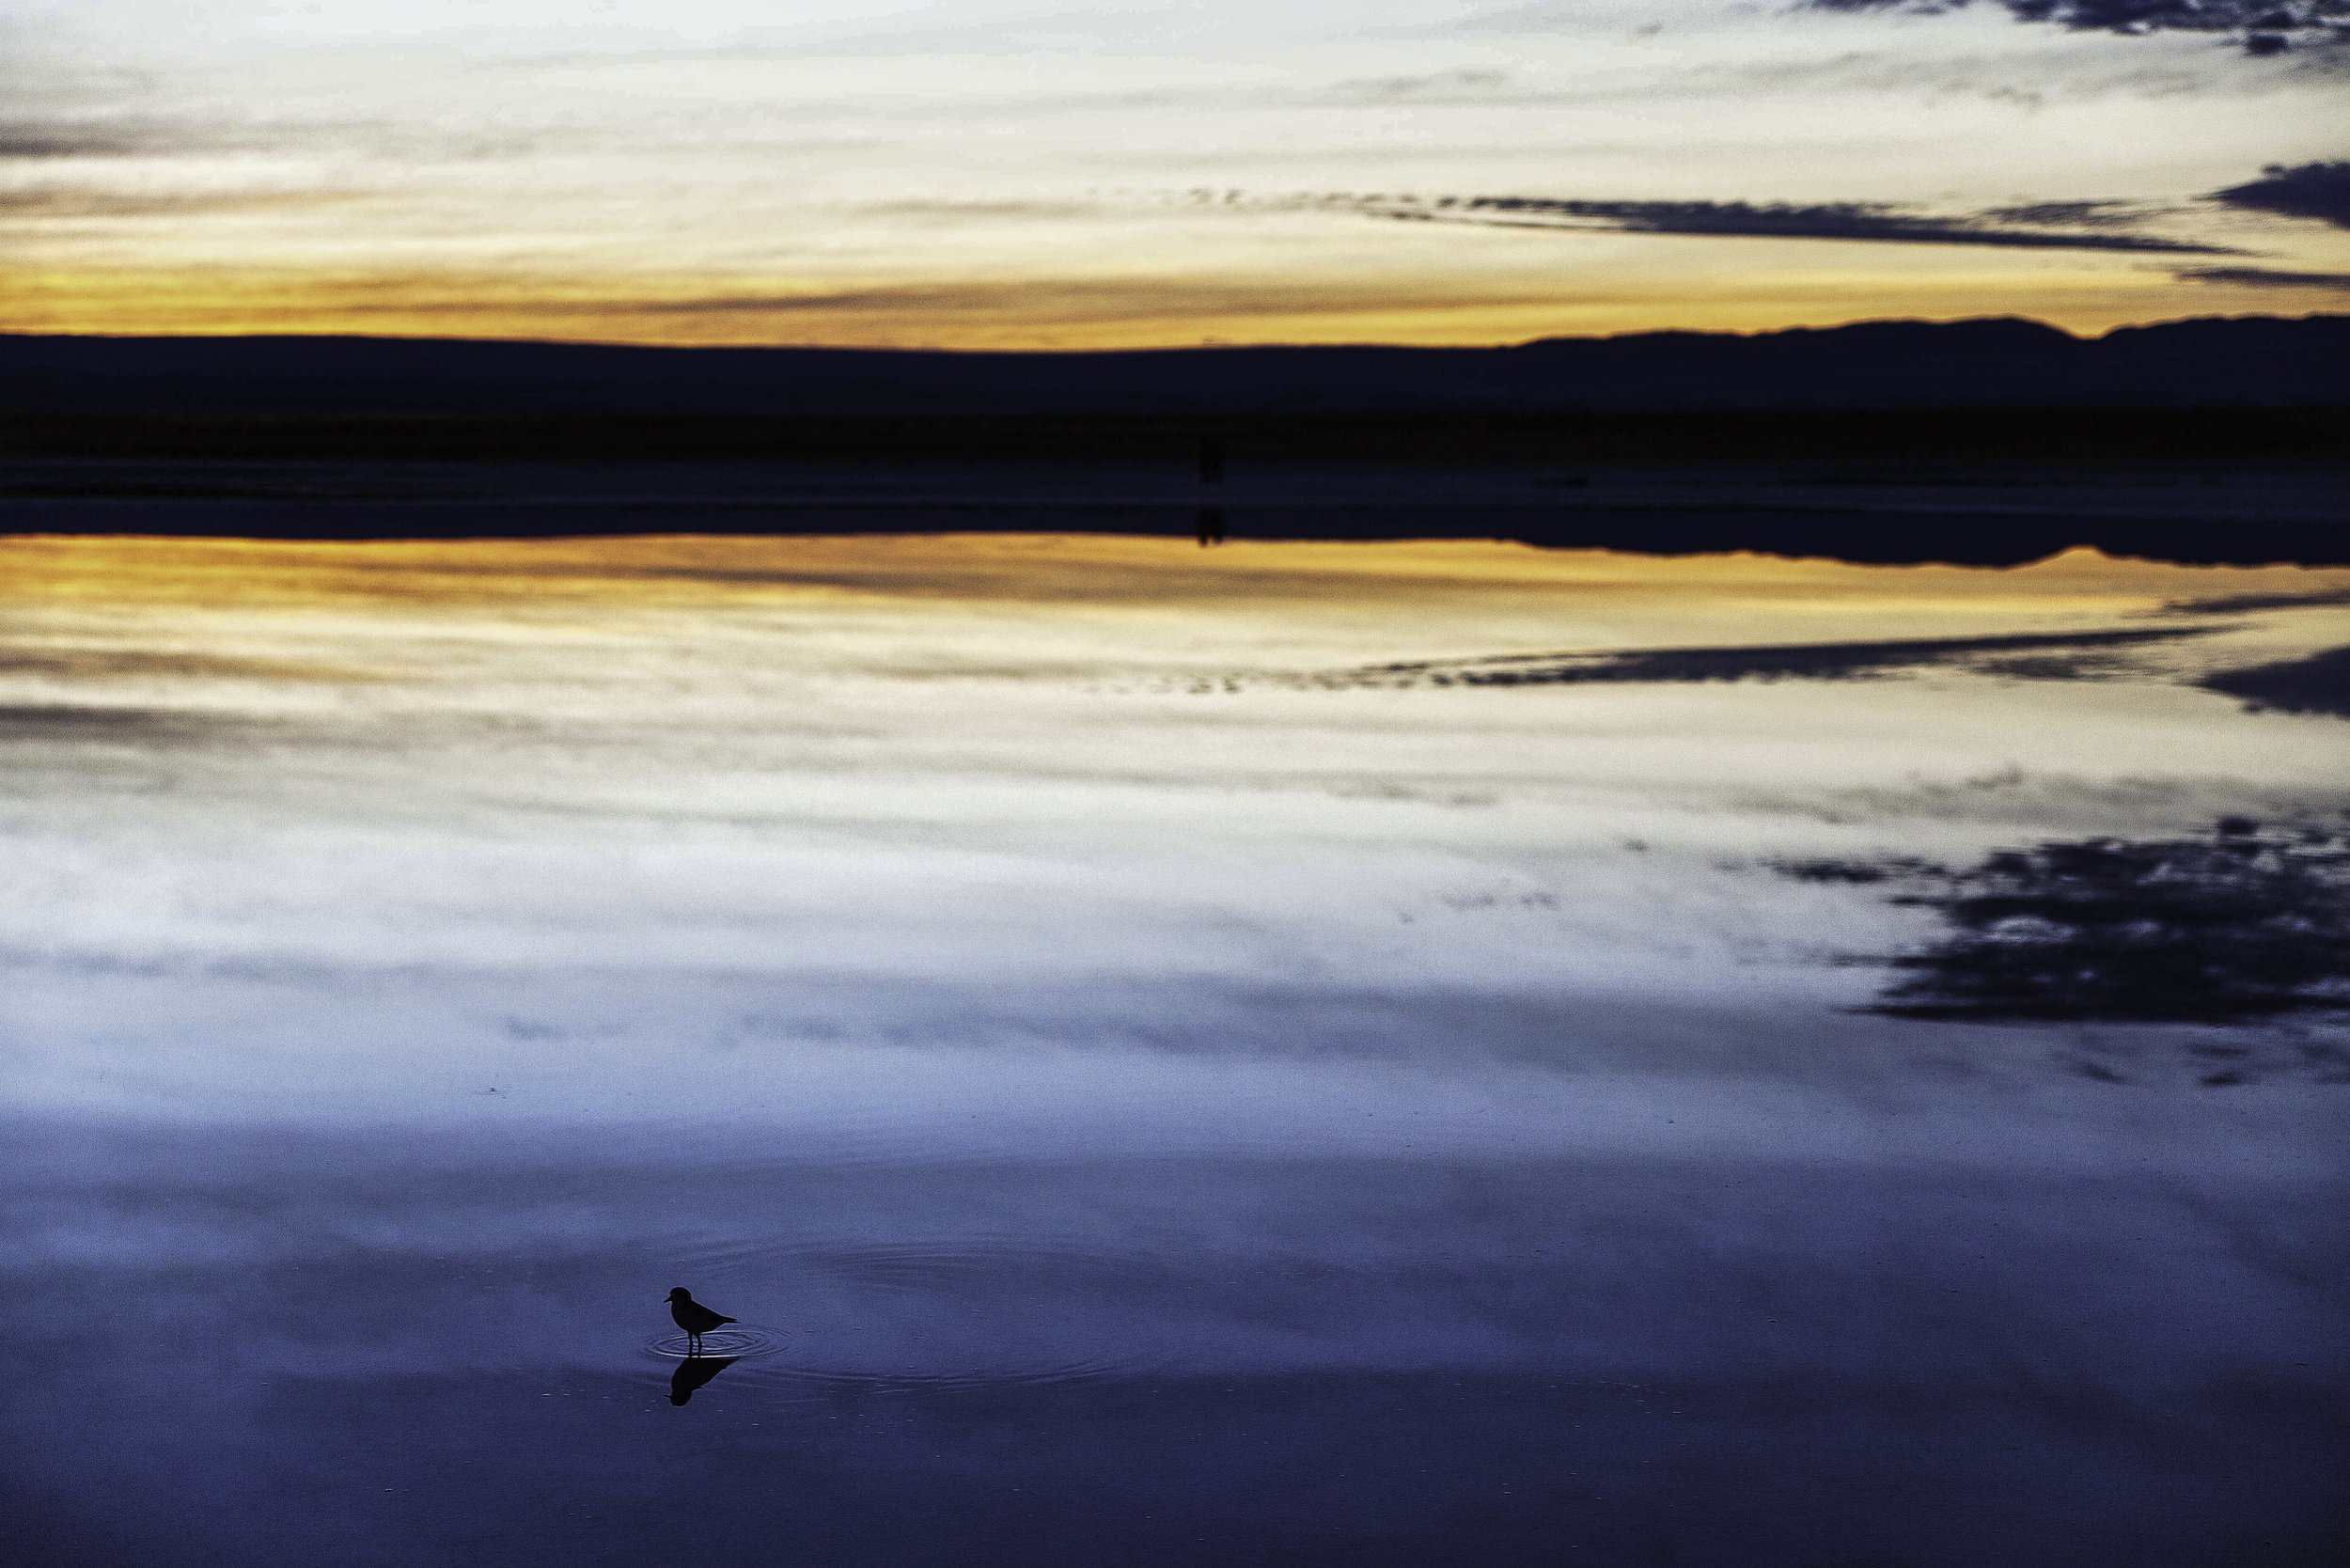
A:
666,1287,737,1356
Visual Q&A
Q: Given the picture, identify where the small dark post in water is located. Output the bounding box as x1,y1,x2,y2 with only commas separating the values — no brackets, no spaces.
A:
1195,507,1226,548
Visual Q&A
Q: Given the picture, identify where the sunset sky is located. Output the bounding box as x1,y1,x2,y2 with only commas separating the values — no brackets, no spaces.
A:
4,0,2345,346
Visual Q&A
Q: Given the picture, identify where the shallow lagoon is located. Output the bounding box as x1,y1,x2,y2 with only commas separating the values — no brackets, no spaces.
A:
3,533,2346,1566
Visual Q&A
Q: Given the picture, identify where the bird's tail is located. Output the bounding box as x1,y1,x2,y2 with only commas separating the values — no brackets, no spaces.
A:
718,1315,738,1325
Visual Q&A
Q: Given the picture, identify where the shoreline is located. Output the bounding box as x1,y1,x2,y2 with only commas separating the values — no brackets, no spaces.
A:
5,456,2344,567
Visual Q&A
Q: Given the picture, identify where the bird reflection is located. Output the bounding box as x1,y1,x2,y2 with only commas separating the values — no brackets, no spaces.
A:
669,1355,740,1406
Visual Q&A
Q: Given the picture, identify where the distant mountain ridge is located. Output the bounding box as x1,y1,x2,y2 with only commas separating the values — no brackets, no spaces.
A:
3,316,2344,417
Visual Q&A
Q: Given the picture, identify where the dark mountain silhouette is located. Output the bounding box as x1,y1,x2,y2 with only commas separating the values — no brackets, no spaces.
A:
4,317,2341,563
3,315,2344,422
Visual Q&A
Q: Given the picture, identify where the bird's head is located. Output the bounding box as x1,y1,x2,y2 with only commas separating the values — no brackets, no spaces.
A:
666,1288,692,1302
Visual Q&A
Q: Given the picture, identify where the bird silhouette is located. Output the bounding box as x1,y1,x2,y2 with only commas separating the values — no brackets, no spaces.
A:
666,1287,736,1356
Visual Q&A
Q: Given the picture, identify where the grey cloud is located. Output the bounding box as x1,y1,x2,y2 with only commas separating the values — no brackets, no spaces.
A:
2173,263,2350,290
2206,161,2350,227
0,703,262,744
2156,585,2350,615
1707,49,2240,105
0,110,564,167
2200,644,2350,717
0,646,376,683
1449,2,1634,32
1328,69,1517,103
0,187,352,220
1308,627,2220,691
856,198,1111,224
1354,44,2227,107
763,10,1150,58
0,124,158,158
1798,0,2348,57
0,116,242,163
1794,821,2350,1027
483,12,1147,68
1244,190,2236,254
1982,199,2161,227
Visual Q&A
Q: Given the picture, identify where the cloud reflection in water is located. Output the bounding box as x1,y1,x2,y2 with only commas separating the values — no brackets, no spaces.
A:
0,534,2345,1566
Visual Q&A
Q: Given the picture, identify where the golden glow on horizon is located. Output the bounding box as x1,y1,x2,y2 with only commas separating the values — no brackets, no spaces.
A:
7,4,2346,346
6,534,2336,624
0,258,2234,350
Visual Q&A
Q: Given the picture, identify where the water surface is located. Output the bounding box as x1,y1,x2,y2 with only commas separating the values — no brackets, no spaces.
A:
4,533,2345,1566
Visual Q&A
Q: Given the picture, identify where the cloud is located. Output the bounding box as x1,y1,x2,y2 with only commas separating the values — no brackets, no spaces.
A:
2173,263,2350,290
1306,627,2221,690
0,703,259,744
0,187,351,219
854,198,1112,224
1365,39,2235,106
1704,49,2228,102
1327,69,1517,104
1448,2,1656,33
1798,0,2349,57
2205,161,2350,228
1981,199,2158,228
0,108,566,167
0,124,157,158
0,645,375,683
518,277,1426,323
2156,585,2350,615
1803,821,2350,1027
2200,644,2350,717
173,270,1597,337
1241,191,2236,255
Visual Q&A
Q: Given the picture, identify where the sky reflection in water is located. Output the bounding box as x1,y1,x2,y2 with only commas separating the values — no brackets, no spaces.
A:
2,534,2346,1566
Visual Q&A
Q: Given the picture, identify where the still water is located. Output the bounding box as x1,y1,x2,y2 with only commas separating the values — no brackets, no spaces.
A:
4,534,2346,1566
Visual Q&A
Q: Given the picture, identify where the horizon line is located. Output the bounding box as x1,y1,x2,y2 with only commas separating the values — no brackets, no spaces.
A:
6,310,2343,357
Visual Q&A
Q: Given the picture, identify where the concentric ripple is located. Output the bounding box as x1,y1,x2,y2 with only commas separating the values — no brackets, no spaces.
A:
645,1326,786,1360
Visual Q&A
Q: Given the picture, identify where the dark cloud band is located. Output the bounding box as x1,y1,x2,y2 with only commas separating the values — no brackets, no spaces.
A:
1788,821,2350,1026
2174,264,2350,290
2206,162,2350,228
2201,645,2350,717
1314,627,2220,691
1385,196,2230,253
1224,191,2235,256
1800,0,2348,57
